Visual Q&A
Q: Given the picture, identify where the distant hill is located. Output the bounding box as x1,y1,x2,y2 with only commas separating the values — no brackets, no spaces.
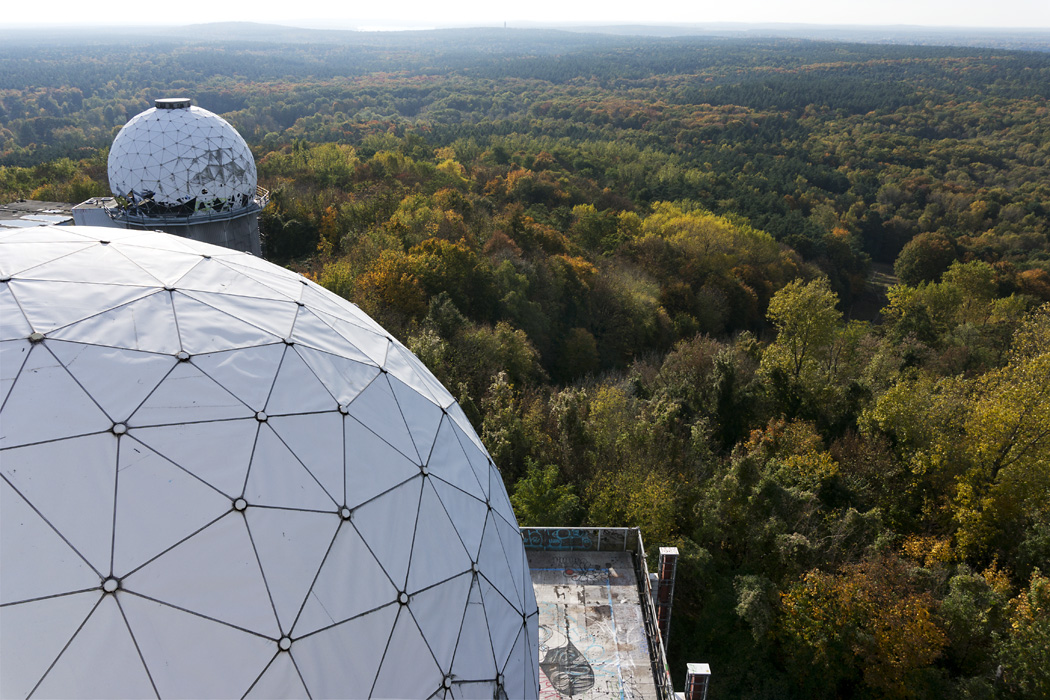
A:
7,21,1049,52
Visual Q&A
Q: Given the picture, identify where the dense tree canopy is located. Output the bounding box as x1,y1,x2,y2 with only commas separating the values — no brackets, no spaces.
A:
3,28,1049,698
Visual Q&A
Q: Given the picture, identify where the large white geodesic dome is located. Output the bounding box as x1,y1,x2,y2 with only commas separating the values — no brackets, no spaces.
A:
0,226,539,699
108,99,258,215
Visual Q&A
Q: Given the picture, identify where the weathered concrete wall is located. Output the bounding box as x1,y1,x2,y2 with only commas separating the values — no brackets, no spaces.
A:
128,211,261,256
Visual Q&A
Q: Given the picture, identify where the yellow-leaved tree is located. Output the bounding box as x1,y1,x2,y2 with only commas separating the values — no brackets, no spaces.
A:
865,303,1050,567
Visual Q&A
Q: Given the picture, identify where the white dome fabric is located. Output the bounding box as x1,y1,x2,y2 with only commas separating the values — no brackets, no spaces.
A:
0,226,539,700
108,103,258,214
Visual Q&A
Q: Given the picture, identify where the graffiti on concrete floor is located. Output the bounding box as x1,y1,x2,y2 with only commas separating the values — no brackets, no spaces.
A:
540,637,595,696
537,603,653,699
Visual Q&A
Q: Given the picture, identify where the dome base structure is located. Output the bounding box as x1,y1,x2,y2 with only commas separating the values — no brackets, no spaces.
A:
115,200,265,257
72,195,267,257
0,226,539,699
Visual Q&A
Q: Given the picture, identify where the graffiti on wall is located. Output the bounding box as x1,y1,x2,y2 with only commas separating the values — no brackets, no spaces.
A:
522,527,634,553
524,528,595,551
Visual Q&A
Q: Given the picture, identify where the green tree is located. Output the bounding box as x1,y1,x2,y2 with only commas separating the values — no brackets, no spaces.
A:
764,277,841,382
761,277,868,430
510,461,581,527
996,570,1050,699
894,231,957,285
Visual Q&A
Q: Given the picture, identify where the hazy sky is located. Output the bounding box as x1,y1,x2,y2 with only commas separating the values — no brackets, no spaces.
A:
5,0,1050,28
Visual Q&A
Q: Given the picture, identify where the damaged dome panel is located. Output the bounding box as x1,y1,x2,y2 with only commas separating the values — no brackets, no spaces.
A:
108,100,258,217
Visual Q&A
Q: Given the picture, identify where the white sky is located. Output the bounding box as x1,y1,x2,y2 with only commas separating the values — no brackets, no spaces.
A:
4,0,1049,29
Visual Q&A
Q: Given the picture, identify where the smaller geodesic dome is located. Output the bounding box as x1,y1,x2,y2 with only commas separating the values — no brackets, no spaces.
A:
0,225,539,699
108,99,258,217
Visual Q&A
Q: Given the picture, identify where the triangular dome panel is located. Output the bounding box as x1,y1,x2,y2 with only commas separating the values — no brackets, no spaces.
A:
269,411,344,504
0,240,94,279
0,591,100,700
345,374,420,464
265,346,338,415
32,596,157,700
295,344,379,405
120,593,276,699
389,374,445,465
453,420,494,503
182,288,299,339
113,244,203,288
210,260,305,303
407,572,473,672
0,344,112,448
9,279,155,334
431,477,489,562
477,514,520,620
172,293,281,355
429,417,486,502
244,425,337,511
371,608,442,699
192,343,284,412
293,521,398,637
291,307,377,365
130,418,257,497
492,513,528,610
46,290,180,354
352,478,423,591
479,577,524,675
407,480,474,593
174,258,289,301
245,507,339,634
499,624,528,698
49,341,175,422
122,514,280,638
1,434,116,575
0,479,100,605
450,577,498,681
17,243,162,287
309,307,390,366
112,437,231,576
344,416,422,509
132,360,253,427
293,603,397,699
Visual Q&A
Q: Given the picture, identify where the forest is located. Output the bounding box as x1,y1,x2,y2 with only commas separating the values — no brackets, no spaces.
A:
1,27,1048,699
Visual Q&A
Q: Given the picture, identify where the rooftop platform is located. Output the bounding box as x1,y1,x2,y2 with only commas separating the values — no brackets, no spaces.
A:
0,200,73,230
524,528,674,700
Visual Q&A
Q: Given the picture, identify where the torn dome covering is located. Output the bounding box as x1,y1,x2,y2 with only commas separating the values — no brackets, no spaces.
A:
0,225,539,699
108,102,258,217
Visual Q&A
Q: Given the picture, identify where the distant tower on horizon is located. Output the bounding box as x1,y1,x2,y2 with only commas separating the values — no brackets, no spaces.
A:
73,98,267,255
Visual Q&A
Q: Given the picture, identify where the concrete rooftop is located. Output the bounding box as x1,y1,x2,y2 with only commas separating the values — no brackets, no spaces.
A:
529,549,661,700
